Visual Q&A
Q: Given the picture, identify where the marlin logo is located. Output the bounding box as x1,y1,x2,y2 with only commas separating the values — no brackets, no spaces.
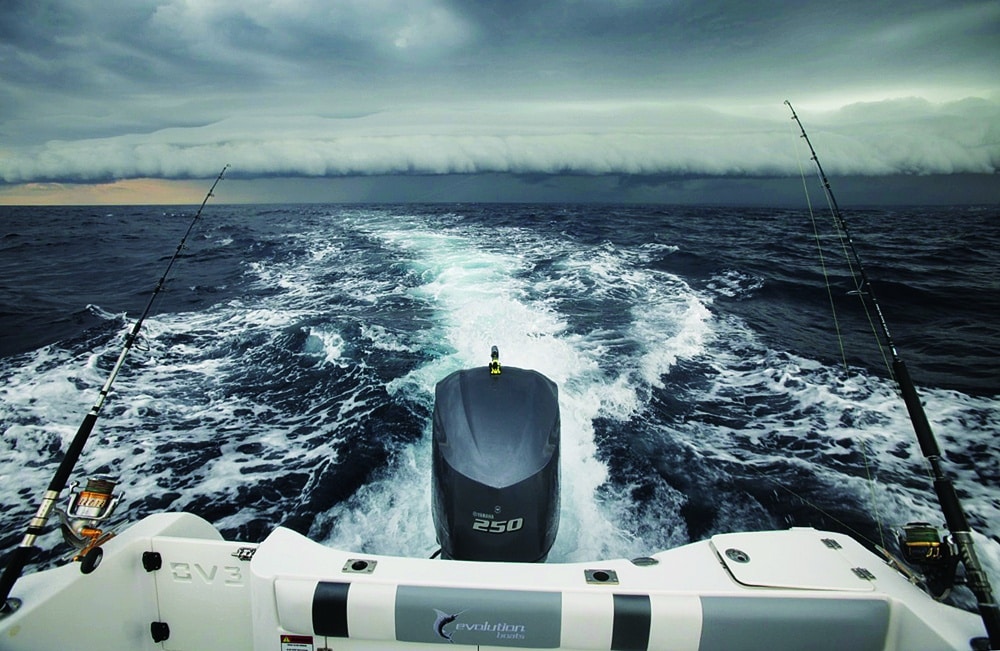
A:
433,608,466,642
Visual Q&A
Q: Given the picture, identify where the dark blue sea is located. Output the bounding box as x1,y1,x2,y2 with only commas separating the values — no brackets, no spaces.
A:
1,203,997,595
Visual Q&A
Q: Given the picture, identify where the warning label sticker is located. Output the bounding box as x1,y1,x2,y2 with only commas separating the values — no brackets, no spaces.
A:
280,634,314,651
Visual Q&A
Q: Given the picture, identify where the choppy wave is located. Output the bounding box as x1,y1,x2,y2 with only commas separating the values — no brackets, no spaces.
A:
0,204,997,607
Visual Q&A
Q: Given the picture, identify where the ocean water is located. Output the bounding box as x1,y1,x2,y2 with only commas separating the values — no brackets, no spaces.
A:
0,203,997,603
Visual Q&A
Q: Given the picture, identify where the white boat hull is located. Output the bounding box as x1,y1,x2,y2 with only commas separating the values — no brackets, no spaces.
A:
1,512,986,650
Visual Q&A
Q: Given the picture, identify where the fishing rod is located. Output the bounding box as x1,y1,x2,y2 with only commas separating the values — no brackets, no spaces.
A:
785,100,999,648
0,165,229,613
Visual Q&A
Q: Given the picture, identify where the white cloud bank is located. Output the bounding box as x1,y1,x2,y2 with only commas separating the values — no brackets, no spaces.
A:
2,99,997,184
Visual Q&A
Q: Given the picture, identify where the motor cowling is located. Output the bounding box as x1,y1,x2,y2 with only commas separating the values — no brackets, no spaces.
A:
432,353,560,562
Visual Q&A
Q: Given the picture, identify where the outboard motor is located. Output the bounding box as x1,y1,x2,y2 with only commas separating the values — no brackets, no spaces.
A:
432,347,560,562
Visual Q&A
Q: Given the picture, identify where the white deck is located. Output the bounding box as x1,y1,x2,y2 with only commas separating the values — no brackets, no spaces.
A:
1,512,987,650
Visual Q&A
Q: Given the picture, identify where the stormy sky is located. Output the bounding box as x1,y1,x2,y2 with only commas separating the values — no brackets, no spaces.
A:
1,0,998,205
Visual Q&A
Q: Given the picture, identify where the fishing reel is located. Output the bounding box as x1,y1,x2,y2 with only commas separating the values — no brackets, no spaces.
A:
896,522,959,600
56,477,125,574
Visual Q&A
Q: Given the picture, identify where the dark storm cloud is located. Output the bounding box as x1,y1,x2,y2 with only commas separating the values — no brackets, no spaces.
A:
0,0,997,198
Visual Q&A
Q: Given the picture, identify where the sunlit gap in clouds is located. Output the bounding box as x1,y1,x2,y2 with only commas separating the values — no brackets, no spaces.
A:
0,179,222,206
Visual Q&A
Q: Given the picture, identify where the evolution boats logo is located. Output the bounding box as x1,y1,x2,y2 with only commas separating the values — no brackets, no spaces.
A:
433,608,527,643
